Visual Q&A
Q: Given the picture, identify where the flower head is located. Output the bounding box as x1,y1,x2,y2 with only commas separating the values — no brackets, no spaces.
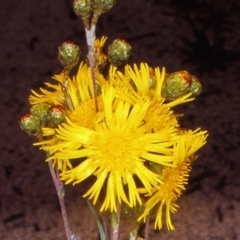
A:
22,60,207,226
44,84,181,212
141,160,191,230
138,130,207,230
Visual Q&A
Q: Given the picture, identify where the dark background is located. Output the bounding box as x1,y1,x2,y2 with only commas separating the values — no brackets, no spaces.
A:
1,0,240,239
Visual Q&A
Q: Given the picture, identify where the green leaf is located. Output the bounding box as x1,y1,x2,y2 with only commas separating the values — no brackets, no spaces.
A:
87,200,107,240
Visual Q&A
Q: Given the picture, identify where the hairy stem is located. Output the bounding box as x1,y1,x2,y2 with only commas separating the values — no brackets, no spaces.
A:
48,161,72,240
144,216,150,240
110,204,121,240
85,25,98,111
62,69,74,111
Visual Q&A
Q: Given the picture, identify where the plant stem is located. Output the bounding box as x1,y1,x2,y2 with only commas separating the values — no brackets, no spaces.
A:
144,216,150,240
48,161,72,240
110,204,121,240
110,212,119,240
62,69,74,111
85,25,98,111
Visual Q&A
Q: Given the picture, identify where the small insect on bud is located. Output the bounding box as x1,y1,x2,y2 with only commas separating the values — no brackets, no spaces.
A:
19,114,41,136
92,0,116,22
47,105,67,127
108,39,132,66
189,75,202,97
73,0,92,27
30,103,50,126
58,41,81,70
162,70,192,100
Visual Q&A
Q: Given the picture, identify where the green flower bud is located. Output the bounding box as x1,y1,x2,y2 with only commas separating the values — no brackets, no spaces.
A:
30,103,50,126
19,114,41,136
92,0,116,12
190,75,202,97
73,0,92,27
47,105,67,127
162,70,192,100
108,39,132,66
58,41,80,69
92,0,116,22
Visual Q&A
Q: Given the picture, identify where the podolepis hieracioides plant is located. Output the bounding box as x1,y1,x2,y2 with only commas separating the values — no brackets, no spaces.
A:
19,1,208,239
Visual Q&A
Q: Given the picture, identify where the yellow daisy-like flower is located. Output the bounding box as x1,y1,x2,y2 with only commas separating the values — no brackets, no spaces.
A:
138,130,207,230
141,160,191,230
42,84,180,212
25,59,207,228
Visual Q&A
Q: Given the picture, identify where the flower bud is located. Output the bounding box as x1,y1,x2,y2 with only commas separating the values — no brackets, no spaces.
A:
189,75,202,97
58,41,80,69
47,105,67,127
19,114,41,136
73,0,92,27
108,39,132,66
92,0,116,22
30,103,50,126
162,70,192,100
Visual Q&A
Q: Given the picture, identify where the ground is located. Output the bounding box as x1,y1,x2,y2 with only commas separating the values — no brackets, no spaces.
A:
1,0,240,239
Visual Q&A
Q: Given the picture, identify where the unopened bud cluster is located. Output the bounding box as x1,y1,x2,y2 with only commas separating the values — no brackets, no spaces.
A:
19,103,66,137
162,70,202,100
73,0,116,27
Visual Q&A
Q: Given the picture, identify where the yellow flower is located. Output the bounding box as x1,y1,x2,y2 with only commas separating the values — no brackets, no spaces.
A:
141,160,191,230
138,130,207,230
43,84,180,212
28,59,208,226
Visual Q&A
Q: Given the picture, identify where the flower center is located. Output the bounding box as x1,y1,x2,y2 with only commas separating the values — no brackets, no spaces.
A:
94,130,136,174
69,99,96,128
